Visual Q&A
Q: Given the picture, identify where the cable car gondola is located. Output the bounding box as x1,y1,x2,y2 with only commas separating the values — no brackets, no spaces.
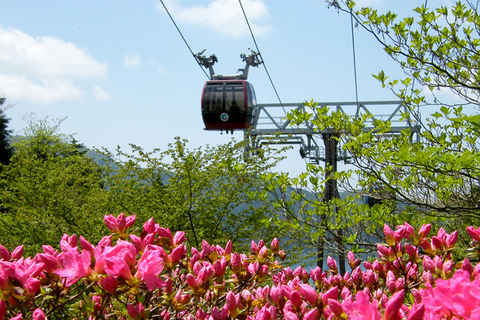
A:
201,79,257,132
195,49,262,133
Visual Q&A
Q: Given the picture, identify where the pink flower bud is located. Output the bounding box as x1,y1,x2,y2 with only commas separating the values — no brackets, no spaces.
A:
310,266,323,282
99,276,118,294
384,290,404,320
271,238,279,252
32,309,45,320
269,285,284,306
92,295,102,314
259,245,269,259
127,302,145,320
328,298,343,316
419,224,431,238
170,245,186,265
384,224,396,245
186,273,200,289
258,264,269,277
443,260,454,274
231,253,242,273
467,226,480,242
322,286,338,305
143,217,156,234
304,308,319,320
251,241,259,254
299,283,318,305
225,240,233,255
157,227,172,240
173,231,186,246
0,246,10,261
226,291,239,317
327,256,338,274
0,299,5,320
25,277,41,295
461,258,473,275
407,303,425,320
130,234,144,253
104,213,127,233
446,231,458,248
37,253,61,274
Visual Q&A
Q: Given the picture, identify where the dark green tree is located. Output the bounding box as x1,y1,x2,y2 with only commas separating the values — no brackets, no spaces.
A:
0,98,13,166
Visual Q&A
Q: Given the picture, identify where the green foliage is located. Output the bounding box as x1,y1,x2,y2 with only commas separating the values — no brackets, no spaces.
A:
97,137,285,253
0,115,286,259
0,117,107,255
261,1,480,264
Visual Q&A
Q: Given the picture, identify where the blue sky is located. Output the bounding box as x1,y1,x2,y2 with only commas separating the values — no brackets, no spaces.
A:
0,0,454,175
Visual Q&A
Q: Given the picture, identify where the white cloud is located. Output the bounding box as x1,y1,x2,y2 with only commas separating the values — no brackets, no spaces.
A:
158,0,271,38
94,86,111,101
123,54,141,69
0,26,107,104
0,74,83,104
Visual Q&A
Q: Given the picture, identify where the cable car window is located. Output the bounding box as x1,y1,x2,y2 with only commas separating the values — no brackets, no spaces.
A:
203,83,223,112
224,83,245,112
250,83,257,106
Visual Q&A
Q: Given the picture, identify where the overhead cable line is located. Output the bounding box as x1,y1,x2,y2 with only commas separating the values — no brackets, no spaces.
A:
239,0,311,166
157,0,210,79
238,0,285,113
350,11,360,107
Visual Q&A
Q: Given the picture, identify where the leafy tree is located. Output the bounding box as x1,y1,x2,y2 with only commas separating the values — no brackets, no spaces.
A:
0,97,13,166
0,117,107,255
262,0,480,266
98,137,286,253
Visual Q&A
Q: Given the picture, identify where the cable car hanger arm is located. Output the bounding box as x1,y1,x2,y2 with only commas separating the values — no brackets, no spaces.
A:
195,48,262,80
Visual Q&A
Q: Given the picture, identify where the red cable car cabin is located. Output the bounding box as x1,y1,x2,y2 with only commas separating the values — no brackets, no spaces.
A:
201,80,257,131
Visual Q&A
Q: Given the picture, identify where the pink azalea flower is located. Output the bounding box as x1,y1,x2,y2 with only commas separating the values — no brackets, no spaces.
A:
127,302,145,320
421,270,480,319
60,234,78,252
95,240,136,279
342,291,381,320
55,246,92,287
134,246,166,291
